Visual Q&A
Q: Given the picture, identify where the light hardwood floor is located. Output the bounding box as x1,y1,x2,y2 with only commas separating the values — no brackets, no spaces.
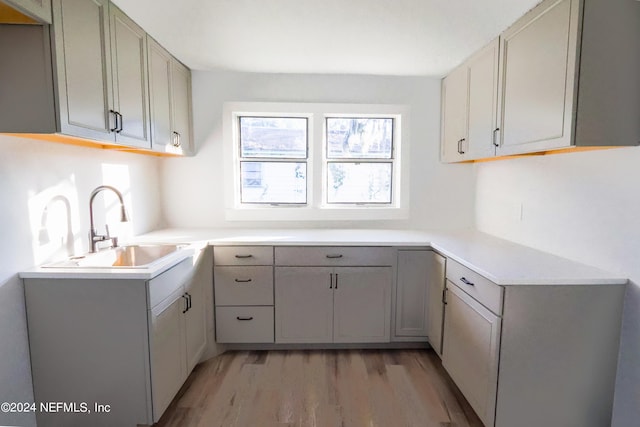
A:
156,349,483,427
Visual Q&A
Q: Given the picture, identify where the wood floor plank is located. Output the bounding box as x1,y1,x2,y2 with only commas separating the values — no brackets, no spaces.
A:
155,349,483,427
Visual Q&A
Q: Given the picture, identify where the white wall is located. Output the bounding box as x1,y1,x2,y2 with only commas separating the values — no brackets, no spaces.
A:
0,135,163,427
161,70,476,230
475,147,640,426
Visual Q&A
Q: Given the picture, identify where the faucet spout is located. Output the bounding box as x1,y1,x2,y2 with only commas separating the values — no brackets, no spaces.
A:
89,185,130,253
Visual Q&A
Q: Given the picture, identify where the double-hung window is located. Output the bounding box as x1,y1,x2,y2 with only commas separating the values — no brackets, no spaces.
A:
238,117,308,205
225,103,408,221
325,117,394,204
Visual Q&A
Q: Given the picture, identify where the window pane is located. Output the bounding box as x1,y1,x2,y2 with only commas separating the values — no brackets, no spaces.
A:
240,162,307,204
327,162,392,204
240,117,307,158
326,118,393,159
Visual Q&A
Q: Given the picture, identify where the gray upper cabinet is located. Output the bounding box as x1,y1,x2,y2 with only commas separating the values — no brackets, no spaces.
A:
148,37,194,155
148,38,173,152
0,0,192,155
53,0,115,142
109,5,151,148
440,65,468,163
441,38,499,163
441,0,640,162
497,0,578,156
467,38,499,160
170,57,193,155
3,0,52,23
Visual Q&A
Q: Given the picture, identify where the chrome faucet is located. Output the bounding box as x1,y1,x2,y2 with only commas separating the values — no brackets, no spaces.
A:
89,185,130,253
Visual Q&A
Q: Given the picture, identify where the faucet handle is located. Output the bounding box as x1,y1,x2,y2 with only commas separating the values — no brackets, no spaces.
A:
105,224,111,238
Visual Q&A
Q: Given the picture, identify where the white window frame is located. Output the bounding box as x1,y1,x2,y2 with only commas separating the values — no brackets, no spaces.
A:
223,102,410,221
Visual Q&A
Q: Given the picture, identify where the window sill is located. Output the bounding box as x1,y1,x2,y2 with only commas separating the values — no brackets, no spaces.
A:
225,206,409,221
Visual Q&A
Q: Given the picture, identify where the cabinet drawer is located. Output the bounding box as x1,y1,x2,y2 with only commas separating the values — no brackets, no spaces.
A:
148,257,193,309
275,246,395,266
214,266,274,306
215,306,274,343
446,259,503,315
214,246,273,266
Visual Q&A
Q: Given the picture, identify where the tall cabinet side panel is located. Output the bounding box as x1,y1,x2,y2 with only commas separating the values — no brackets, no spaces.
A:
496,284,625,427
574,0,640,147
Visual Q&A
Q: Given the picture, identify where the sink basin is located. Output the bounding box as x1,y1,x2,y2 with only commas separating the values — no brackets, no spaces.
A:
43,244,187,269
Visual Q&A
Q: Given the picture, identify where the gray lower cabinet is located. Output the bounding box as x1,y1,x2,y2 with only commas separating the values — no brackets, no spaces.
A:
213,246,275,343
3,0,51,23
274,266,392,344
395,250,445,346
274,247,394,344
148,36,194,155
441,258,626,427
24,252,208,426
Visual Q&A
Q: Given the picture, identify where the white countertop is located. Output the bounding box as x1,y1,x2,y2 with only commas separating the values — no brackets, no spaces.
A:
136,228,626,286
21,228,627,286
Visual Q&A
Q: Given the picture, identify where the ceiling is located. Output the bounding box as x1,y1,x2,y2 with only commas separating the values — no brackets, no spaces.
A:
114,0,541,77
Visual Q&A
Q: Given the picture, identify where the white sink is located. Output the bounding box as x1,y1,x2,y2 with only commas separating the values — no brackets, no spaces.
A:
43,244,187,269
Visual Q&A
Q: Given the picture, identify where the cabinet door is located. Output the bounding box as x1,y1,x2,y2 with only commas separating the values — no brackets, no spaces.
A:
497,0,579,155
395,250,430,338
426,252,446,355
442,282,501,427
333,267,392,343
150,291,187,422
4,0,52,23
441,65,468,163
53,0,115,141
148,37,173,152
110,5,151,148
170,58,193,154
275,267,334,343
184,269,206,374
467,38,499,160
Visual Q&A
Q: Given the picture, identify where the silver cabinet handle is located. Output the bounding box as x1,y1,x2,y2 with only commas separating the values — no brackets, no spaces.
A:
172,131,181,147
460,277,475,286
236,316,253,321
234,254,253,259
459,138,466,154
326,254,343,259
234,278,252,283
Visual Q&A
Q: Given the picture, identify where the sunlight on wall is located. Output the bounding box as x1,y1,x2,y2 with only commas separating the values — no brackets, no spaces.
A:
100,163,134,243
28,175,81,265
